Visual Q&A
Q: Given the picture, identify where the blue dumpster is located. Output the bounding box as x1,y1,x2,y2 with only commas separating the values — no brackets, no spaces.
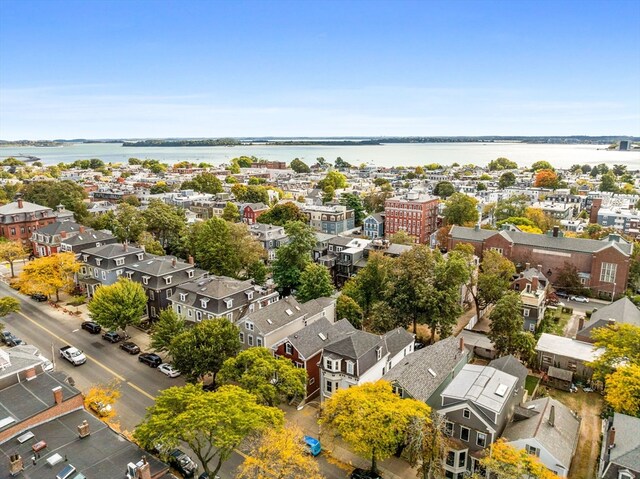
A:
304,435,321,456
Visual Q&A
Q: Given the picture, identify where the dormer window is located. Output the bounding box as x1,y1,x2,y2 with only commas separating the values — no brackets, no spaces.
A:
165,276,172,285
137,253,144,260
115,258,125,266
346,361,354,375
126,271,133,279
187,270,194,278
200,298,210,309
179,293,187,302
82,254,88,262
224,298,233,309
142,276,150,285
376,347,382,361
246,291,254,300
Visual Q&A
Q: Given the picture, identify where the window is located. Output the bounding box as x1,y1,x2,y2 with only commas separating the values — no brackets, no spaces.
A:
542,355,552,365
101,270,106,280
166,289,172,298
325,380,333,393
526,445,539,456
126,271,133,279
200,298,209,308
460,427,470,442
490,247,503,254
226,312,233,320
248,335,254,346
149,290,155,300
137,253,144,260
463,408,470,419
309,377,315,385
196,311,202,321
187,309,193,318
523,308,530,317
115,258,125,266
246,321,254,331
600,262,617,283
95,258,102,266
165,276,172,285
257,337,263,347
116,269,123,276
150,306,156,317
285,343,293,355
346,361,354,375
247,291,253,300
239,332,244,343
376,347,382,361
444,421,454,436
477,432,487,448
142,276,149,285
568,360,577,371
458,451,466,468
187,269,194,278
619,472,633,479
446,451,455,466
176,305,182,314
179,293,187,301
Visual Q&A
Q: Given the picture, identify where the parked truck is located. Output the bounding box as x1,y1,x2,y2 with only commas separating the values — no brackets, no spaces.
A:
59,345,87,366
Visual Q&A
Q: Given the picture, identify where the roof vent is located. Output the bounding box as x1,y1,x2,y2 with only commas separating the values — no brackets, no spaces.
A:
318,333,327,341
495,384,508,397
428,368,437,378
266,319,273,325
285,309,293,316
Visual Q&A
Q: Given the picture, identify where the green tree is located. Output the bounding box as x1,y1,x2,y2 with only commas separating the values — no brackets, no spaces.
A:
472,250,516,316
168,317,242,385
433,181,455,198
113,203,147,243
488,157,518,171
320,381,431,473
133,384,283,479
137,231,165,255
318,170,347,193
487,291,535,359
336,294,363,329
602,364,640,417
600,172,619,192
389,230,416,245
257,202,307,226
405,413,447,479
589,324,640,382
581,164,592,174
296,263,334,302
341,252,393,318
290,158,311,173
149,182,173,194
21,180,88,218
142,199,187,248
369,301,402,334
0,297,20,332
530,160,554,172
188,218,265,278
181,172,224,194
88,278,147,336
150,308,186,353
232,184,270,204
221,202,241,222
498,171,516,189
272,221,316,295
443,192,479,226
494,194,529,222
234,156,254,168
219,347,306,406
340,193,366,226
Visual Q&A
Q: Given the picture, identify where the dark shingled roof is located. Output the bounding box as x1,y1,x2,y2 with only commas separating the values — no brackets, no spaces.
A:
579,297,640,338
286,318,356,359
383,328,415,358
606,413,640,474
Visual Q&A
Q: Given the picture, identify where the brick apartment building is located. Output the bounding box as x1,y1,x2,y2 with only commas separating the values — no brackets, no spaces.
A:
448,225,632,298
384,192,439,244
0,198,56,248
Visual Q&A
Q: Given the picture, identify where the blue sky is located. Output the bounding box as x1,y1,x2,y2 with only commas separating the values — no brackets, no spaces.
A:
1,0,639,139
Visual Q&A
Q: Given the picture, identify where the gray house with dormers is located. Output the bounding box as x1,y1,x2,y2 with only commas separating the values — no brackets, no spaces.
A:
77,243,151,298
248,223,288,262
60,229,118,255
168,276,279,324
438,360,526,478
123,256,207,321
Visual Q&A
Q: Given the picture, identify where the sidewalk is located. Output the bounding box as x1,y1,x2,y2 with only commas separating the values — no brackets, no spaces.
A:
284,403,418,479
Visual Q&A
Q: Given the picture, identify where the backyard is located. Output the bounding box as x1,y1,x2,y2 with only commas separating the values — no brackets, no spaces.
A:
547,388,604,479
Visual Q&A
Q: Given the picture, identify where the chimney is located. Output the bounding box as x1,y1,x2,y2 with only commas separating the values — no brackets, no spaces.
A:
188,255,194,265
525,262,530,270
17,198,23,209
77,419,90,438
52,386,62,405
608,427,616,448
474,224,480,232
172,257,177,268
532,276,539,291
607,318,616,326
60,231,67,239
459,336,465,352
537,264,542,272
25,367,36,381
123,242,128,252
9,454,23,476
548,404,555,427
578,317,585,332
79,226,85,233
137,456,151,479
552,226,559,237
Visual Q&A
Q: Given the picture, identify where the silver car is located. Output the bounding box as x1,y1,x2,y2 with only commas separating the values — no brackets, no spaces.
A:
158,363,181,378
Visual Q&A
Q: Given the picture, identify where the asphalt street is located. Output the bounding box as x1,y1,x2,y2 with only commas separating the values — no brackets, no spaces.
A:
0,282,346,479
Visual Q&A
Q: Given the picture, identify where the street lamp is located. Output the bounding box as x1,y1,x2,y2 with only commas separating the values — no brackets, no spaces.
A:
611,283,616,304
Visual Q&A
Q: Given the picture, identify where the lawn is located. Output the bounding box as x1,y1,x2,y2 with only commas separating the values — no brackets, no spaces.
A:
542,309,572,336
525,375,540,397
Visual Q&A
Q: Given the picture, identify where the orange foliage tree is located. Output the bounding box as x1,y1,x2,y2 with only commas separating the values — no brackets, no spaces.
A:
534,169,559,189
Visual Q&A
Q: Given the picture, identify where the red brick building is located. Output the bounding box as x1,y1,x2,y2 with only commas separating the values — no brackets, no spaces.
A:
242,202,269,225
31,221,86,257
449,225,631,298
384,192,439,244
0,198,55,248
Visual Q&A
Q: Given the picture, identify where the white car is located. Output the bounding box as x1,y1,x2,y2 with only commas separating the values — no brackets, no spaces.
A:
570,296,590,303
158,363,181,378
37,355,54,372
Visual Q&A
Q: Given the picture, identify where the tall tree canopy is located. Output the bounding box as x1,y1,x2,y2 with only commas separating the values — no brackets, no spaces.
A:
18,252,81,301
133,384,283,478
443,193,479,226
488,157,518,171
113,203,147,243
534,169,559,189
142,199,187,248
472,250,516,316
257,202,307,226
150,308,186,353
289,158,311,173
320,381,431,473
221,202,241,222
433,181,455,198
180,172,223,194
498,171,517,189
88,277,147,336
487,291,535,362
219,347,307,406
272,221,316,295
0,240,27,277
21,180,88,214
340,193,366,226
296,263,334,302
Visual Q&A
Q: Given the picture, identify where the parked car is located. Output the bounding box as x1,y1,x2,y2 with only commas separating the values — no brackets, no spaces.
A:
59,345,87,366
350,468,382,479
81,321,102,334
414,341,426,351
198,474,220,479
102,331,123,343
158,363,181,378
30,293,48,302
304,435,321,456
555,291,569,299
89,400,112,417
570,295,590,303
6,336,25,347
120,342,141,355
1,331,13,344
168,449,198,478
138,352,162,368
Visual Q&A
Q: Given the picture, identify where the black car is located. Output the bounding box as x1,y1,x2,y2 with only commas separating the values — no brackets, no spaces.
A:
81,321,102,334
102,331,123,343
30,293,48,302
168,449,198,478
414,341,426,350
1,331,13,345
350,468,382,479
138,352,162,367
555,291,569,299
120,341,140,355
6,336,25,347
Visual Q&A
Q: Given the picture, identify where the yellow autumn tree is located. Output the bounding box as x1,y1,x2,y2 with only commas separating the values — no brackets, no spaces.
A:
478,439,560,479
0,240,28,277
604,364,640,417
320,381,431,473
236,425,324,479
84,380,121,420
18,252,81,301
